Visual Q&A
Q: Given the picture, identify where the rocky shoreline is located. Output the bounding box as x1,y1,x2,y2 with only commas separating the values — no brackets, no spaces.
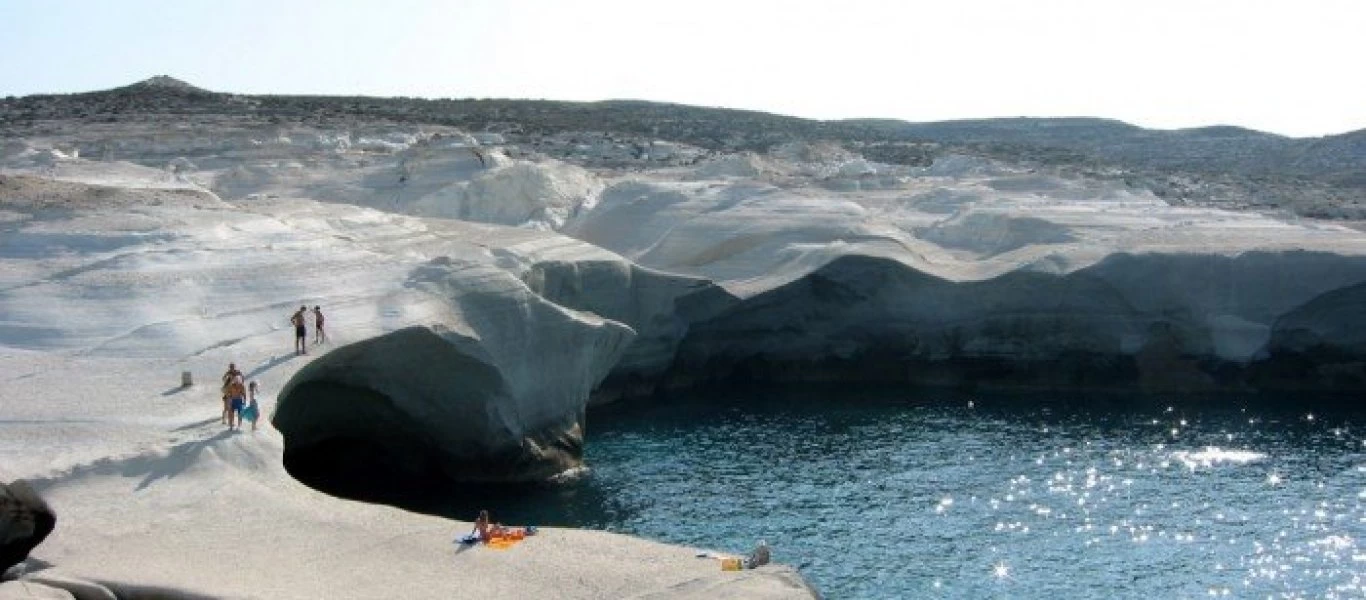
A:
2,80,1363,597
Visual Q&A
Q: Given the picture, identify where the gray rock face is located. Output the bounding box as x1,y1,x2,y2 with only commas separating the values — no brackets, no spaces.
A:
0,481,55,577
663,251,1366,393
274,258,634,486
520,258,739,404
1246,281,1366,390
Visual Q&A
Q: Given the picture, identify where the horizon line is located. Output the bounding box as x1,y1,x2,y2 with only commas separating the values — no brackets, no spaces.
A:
5,76,1362,140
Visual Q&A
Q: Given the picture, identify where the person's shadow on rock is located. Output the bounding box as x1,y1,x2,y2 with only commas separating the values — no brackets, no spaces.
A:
128,430,235,491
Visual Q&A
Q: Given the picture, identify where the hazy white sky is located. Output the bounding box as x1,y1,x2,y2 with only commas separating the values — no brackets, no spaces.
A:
1,0,1362,136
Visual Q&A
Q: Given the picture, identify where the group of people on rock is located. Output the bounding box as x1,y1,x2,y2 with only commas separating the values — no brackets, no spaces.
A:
220,363,260,431
290,305,326,356
211,305,328,431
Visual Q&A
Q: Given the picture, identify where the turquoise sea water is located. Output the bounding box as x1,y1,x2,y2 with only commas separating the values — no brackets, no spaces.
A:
465,387,1365,598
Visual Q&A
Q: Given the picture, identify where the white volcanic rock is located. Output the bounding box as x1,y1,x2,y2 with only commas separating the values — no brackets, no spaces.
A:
691,152,785,179
13,123,604,232
274,255,634,481
5,110,1366,595
918,211,1077,256
565,163,1366,391
9,118,1366,394
0,173,648,480
915,153,1014,177
2,154,194,190
408,159,603,230
513,242,739,403
0,172,812,598
0,579,75,599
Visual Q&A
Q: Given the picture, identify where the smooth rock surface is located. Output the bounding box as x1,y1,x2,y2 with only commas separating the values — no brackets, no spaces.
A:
0,165,815,598
5,110,1364,597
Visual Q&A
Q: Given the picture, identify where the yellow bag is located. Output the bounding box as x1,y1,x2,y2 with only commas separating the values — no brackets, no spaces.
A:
720,558,743,571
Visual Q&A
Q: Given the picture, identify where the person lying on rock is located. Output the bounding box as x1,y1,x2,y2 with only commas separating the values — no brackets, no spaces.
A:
472,510,535,543
474,510,505,542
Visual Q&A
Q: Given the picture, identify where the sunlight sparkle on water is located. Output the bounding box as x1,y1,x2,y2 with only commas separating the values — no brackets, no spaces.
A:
1170,447,1267,471
580,393,1365,598
935,497,955,514
993,562,1011,579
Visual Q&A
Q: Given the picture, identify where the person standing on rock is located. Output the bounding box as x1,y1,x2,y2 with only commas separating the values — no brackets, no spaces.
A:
312,305,326,346
241,380,261,432
221,363,243,425
224,373,246,430
290,306,308,355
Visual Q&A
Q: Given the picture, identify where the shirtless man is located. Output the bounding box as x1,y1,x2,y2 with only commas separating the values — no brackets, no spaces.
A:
290,306,308,355
220,363,243,425
224,374,246,430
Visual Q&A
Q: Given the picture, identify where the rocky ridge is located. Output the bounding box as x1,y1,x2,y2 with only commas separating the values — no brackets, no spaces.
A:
2,78,1364,491
4,77,1362,216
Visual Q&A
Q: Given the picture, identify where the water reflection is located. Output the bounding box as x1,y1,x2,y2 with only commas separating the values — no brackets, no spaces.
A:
451,385,1364,598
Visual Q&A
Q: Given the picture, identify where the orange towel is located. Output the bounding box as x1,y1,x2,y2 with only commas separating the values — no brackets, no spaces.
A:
486,538,519,550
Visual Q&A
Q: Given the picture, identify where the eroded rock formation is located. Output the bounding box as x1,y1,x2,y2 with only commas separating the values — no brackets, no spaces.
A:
274,257,634,487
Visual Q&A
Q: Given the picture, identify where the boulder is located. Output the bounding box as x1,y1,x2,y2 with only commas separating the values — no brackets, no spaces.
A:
0,481,55,577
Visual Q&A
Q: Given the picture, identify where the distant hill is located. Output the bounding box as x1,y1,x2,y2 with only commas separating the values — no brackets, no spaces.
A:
121,75,211,93
1,79,1361,193
843,117,1362,187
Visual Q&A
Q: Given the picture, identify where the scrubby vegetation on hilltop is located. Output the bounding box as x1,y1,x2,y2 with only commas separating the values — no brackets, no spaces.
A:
2,77,1361,216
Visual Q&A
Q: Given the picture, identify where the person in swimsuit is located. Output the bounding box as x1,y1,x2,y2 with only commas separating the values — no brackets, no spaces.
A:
241,380,261,431
474,510,512,542
472,510,533,543
225,374,246,430
221,363,243,425
312,306,326,346
290,306,308,355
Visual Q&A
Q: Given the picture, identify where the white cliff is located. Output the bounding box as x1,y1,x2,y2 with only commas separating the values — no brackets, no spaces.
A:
2,113,1363,597
0,169,811,598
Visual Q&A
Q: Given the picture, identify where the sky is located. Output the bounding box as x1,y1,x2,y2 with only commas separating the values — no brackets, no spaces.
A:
1,0,1362,137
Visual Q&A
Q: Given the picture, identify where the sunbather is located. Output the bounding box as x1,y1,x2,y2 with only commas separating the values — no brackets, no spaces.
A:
469,510,534,544
474,510,507,541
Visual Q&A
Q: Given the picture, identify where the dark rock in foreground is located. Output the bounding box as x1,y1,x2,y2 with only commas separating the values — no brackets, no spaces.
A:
0,480,56,578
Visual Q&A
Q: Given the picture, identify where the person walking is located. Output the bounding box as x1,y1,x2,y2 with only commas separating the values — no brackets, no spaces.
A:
312,306,326,346
290,306,308,355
